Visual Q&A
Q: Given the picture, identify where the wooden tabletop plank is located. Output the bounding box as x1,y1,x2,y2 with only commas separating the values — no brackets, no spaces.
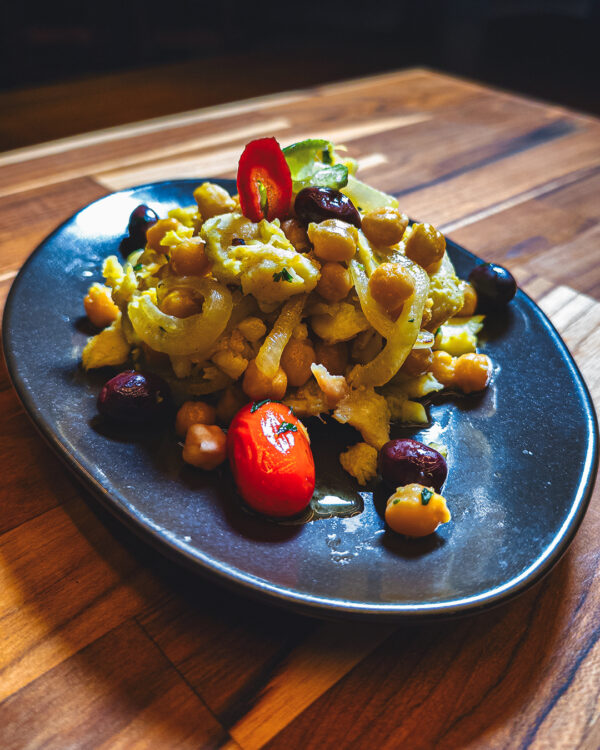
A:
0,381,71,534
0,620,231,750
0,178,109,312
1,69,599,749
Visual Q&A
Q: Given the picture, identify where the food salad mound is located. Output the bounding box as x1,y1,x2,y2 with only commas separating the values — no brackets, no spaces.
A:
82,137,513,534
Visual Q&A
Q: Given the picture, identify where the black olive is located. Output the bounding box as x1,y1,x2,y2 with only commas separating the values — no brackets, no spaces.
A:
294,187,361,228
468,263,517,310
128,205,158,248
97,370,171,424
378,439,447,492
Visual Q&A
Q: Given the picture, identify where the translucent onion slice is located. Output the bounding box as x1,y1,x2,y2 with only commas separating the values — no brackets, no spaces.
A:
127,277,232,357
349,258,393,339
413,330,435,349
350,231,424,340
349,262,430,388
255,294,306,378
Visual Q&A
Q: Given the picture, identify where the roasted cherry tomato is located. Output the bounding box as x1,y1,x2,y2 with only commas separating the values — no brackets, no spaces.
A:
227,400,315,517
237,138,293,222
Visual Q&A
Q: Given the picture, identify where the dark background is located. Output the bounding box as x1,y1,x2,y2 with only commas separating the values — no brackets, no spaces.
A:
1,0,599,151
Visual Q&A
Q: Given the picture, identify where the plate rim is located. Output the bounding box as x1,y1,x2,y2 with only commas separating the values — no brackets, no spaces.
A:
3,178,599,621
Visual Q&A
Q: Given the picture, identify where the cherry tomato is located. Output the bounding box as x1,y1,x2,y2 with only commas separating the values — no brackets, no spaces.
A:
227,401,315,517
236,138,293,222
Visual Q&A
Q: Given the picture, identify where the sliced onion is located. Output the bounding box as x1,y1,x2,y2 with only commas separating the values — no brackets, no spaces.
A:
349,262,430,388
127,277,232,356
256,294,306,378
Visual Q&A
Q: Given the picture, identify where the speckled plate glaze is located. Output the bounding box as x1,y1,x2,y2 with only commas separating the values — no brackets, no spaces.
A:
3,179,598,621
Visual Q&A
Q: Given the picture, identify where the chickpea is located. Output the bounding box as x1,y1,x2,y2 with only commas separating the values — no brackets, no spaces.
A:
146,218,182,253
454,353,491,393
237,316,267,342
362,207,408,247
368,263,415,316
242,359,288,401
404,223,446,270
401,348,433,377
216,386,247,424
430,350,456,387
385,483,451,537
193,182,236,220
307,219,357,262
281,338,316,387
315,341,348,376
458,281,478,317
281,218,311,252
175,401,217,437
84,283,119,328
182,424,227,470
160,289,203,318
317,262,353,302
170,237,210,277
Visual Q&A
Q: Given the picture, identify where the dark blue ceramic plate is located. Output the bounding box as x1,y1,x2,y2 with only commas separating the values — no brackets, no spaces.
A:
3,179,598,621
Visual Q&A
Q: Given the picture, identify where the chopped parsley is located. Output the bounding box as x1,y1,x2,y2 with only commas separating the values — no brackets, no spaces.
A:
250,399,271,413
276,422,298,435
421,488,433,505
408,318,415,323
133,263,143,271
273,268,293,282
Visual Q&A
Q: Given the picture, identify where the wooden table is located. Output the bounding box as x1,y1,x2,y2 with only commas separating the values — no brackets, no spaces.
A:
1,69,600,749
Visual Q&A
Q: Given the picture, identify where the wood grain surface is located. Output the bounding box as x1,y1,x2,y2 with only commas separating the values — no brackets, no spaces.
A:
1,68,599,749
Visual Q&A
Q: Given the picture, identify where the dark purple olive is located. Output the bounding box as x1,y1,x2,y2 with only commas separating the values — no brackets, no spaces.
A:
378,438,447,492
128,204,158,247
468,263,517,310
97,370,171,424
295,187,361,228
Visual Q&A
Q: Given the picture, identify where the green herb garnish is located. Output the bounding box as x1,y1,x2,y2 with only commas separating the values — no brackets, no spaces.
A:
276,422,298,435
435,327,441,336
250,399,271,413
421,488,433,505
408,318,415,323
133,263,143,271
273,268,293,282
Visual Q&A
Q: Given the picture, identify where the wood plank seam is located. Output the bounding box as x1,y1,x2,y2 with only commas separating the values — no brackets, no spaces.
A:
395,118,579,199
0,94,307,167
431,583,547,747
440,164,600,235
134,615,242,749
0,113,430,198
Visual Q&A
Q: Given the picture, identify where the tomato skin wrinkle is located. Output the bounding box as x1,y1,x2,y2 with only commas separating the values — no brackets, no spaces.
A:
227,401,315,517
237,138,293,223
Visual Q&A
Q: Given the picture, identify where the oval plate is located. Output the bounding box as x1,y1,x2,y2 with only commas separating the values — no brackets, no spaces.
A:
3,179,598,621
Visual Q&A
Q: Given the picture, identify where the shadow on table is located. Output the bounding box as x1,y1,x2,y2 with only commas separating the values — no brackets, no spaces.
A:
7,478,568,747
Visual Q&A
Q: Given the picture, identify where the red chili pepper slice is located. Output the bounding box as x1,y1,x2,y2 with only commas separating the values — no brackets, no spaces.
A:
236,138,293,222
227,400,315,517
